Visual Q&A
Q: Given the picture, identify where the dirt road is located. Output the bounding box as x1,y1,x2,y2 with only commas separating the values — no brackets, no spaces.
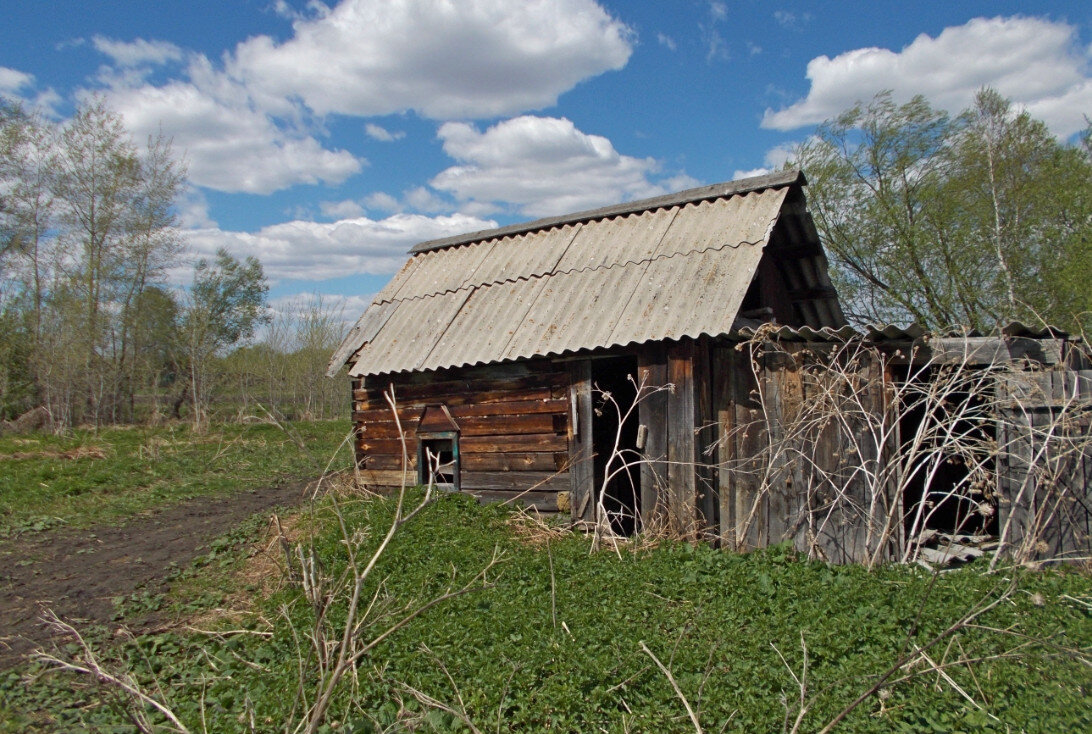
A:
0,479,311,669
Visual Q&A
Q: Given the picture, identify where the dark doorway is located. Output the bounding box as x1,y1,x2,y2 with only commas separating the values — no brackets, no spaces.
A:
591,357,641,535
896,366,998,539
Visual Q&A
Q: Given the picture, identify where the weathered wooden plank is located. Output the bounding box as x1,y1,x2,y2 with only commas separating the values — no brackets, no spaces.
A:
356,371,568,404
463,451,568,472
452,398,569,418
568,360,594,523
356,469,412,487
667,340,698,538
464,489,560,512
638,347,668,531
460,433,569,452
362,454,415,471
357,412,565,438
694,337,718,535
763,358,790,546
358,432,567,456
355,386,558,411
460,471,569,492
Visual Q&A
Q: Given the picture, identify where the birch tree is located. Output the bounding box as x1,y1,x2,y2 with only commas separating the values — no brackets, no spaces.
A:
796,90,1092,331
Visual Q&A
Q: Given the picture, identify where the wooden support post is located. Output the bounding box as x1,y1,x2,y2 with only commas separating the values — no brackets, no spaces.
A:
638,347,668,530
567,360,595,524
667,341,698,539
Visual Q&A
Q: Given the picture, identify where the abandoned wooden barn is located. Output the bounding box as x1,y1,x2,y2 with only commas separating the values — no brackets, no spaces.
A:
329,170,844,531
330,169,1092,564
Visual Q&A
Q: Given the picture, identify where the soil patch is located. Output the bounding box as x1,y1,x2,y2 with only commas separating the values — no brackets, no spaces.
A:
0,479,313,669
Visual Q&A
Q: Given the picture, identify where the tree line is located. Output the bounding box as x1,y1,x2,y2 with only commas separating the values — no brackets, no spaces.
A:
794,89,1092,332
0,98,346,430
4,90,1088,430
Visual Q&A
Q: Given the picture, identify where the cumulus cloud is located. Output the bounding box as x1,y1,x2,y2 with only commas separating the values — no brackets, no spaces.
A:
320,199,366,219
364,123,405,142
430,116,672,217
763,16,1092,137
101,59,362,194
182,212,496,282
80,1,636,194
229,0,634,119
363,192,402,213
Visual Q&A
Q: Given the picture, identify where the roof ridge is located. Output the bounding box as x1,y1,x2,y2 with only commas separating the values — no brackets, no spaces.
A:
410,169,805,255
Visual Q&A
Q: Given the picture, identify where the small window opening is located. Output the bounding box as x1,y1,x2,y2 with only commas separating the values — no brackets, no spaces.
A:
416,403,461,491
418,436,459,490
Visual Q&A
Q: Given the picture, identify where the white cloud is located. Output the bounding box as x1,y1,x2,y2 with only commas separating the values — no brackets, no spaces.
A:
658,33,677,52
267,291,357,328
182,212,496,282
364,123,405,142
175,186,217,229
430,115,672,217
0,66,62,116
363,192,402,213
0,66,33,93
229,0,634,119
92,36,183,68
101,64,362,194
709,2,727,22
763,16,1092,137
320,199,365,218
731,143,796,181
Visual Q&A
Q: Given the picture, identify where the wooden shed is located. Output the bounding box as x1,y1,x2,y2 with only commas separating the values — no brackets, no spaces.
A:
329,170,846,538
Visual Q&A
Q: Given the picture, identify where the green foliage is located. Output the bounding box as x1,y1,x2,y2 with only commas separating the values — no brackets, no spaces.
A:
187,248,270,353
0,419,350,533
796,89,1092,331
0,94,186,426
5,491,1088,732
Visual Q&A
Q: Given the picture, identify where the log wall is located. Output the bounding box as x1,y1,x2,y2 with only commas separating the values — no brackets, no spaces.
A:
352,359,571,511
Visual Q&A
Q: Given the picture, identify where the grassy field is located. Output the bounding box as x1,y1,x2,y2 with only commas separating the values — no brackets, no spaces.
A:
2,465,1090,732
0,419,352,535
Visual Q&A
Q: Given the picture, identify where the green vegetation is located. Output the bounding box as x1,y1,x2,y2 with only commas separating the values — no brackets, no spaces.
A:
0,419,350,534
4,488,1088,733
795,89,1092,331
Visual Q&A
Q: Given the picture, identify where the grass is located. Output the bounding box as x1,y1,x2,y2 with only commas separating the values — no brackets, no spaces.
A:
4,488,1089,733
0,419,352,534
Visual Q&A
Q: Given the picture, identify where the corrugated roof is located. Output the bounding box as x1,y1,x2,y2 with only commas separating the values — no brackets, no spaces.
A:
332,170,836,378
731,322,1072,343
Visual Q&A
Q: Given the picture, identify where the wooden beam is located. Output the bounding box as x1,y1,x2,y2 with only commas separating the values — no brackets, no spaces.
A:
667,340,698,538
568,360,595,523
638,347,668,530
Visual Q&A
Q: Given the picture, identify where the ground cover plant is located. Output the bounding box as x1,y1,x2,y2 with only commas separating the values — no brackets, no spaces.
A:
5,486,1089,733
0,419,350,535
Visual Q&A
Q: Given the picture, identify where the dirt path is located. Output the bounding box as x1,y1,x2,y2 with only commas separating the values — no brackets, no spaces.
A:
0,479,313,669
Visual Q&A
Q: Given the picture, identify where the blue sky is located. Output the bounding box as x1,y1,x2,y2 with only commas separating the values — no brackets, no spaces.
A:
3,1,1090,319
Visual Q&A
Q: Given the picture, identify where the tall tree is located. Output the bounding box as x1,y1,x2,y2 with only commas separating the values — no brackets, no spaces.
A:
795,90,1092,331
180,248,269,429
48,99,184,423
0,96,185,426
